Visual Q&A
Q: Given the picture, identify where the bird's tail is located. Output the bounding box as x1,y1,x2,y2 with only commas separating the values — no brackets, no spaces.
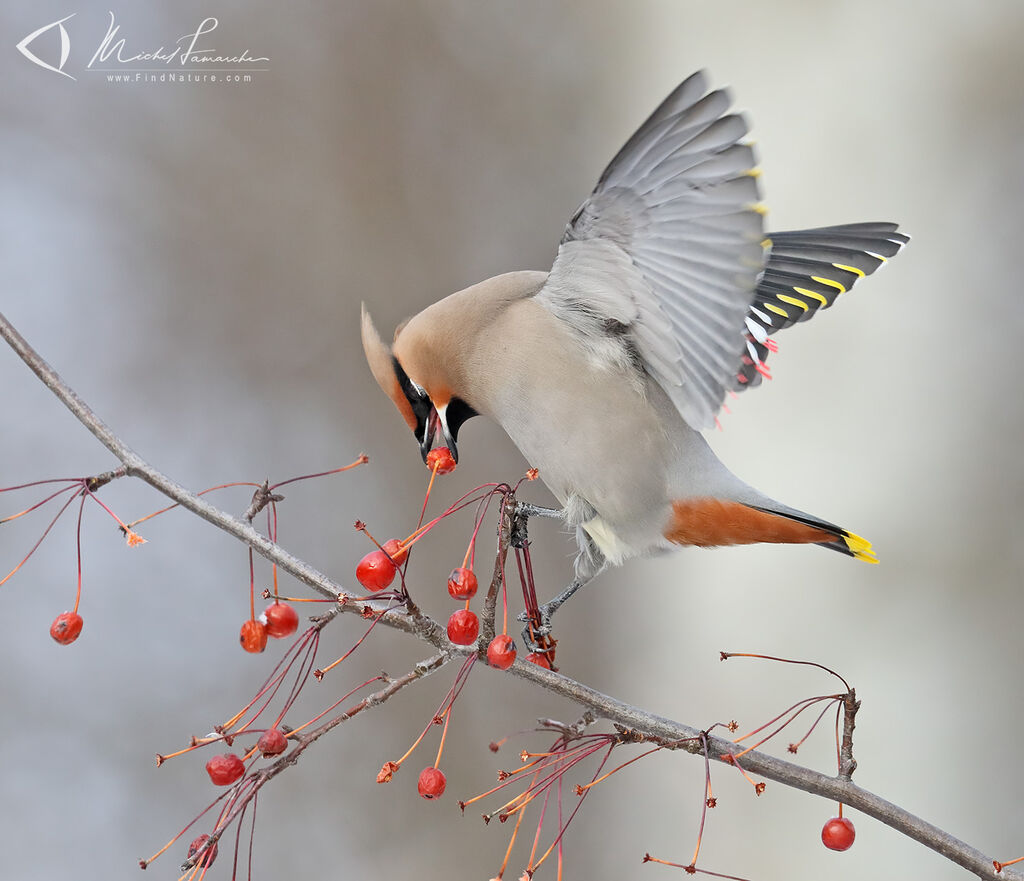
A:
746,504,879,563
665,498,878,563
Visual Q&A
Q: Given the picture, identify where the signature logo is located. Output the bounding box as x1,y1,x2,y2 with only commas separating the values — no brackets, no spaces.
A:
16,14,76,80
15,12,269,82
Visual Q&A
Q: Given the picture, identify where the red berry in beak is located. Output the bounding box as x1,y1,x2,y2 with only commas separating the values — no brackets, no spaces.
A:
426,447,456,474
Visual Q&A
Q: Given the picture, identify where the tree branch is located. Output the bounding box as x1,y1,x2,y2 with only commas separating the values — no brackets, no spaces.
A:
1,310,1015,881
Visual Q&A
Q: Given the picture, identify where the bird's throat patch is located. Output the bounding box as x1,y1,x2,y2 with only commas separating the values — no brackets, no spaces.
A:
665,499,836,548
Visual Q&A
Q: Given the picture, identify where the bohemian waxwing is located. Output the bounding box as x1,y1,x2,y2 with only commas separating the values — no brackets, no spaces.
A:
361,70,907,627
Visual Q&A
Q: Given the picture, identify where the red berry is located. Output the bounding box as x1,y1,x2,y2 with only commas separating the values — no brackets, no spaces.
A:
240,619,268,653
446,609,479,645
417,766,446,799
187,834,219,868
205,753,245,786
487,634,517,669
447,567,478,600
257,728,288,757
356,550,397,592
426,447,457,474
525,651,552,669
263,601,299,638
381,538,408,566
821,816,856,851
49,612,83,645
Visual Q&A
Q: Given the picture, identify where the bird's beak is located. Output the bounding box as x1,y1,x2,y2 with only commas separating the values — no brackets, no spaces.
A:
418,405,439,463
418,403,459,464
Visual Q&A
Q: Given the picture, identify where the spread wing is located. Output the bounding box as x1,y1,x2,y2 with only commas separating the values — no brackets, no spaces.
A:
536,70,766,430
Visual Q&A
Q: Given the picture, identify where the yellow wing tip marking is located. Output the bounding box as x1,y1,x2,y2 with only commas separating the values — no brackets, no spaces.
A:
833,262,866,278
793,286,828,306
843,531,879,564
745,167,763,178
747,202,769,216
777,293,809,312
762,237,773,249
764,303,789,318
810,275,846,293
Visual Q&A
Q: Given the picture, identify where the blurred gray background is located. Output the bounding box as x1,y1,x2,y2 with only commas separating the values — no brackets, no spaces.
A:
2,1,1021,879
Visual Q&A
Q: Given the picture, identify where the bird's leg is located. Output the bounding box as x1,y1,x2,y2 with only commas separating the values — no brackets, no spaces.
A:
515,503,563,520
510,501,564,549
517,574,597,652
516,522,606,653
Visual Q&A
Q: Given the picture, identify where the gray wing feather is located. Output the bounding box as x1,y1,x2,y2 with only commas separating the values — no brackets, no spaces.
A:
538,70,765,429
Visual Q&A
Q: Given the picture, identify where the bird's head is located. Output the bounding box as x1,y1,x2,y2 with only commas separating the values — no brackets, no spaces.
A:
360,304,479,465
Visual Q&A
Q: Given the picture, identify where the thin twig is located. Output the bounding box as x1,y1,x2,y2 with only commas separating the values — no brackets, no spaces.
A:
181,654,448,871
481,491,513,644
840,688,860,780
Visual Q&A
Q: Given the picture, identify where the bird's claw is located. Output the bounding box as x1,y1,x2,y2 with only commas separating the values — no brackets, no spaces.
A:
518,600,562,652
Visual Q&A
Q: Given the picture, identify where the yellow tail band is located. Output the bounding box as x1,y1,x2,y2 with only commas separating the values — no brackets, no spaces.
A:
843,531,879,564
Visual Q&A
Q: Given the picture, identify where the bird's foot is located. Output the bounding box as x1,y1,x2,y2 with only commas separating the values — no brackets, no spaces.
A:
517,579,583,652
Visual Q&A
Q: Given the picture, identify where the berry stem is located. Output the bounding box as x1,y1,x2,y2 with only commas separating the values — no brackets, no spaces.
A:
530,741,616,873
788,698,841,755
81,484,132,533
125,482,260,529
433,704,452,769
691,733,713,868
73,492,86,614
248,547,257,621
314,602,399,679
391,656,475,770
720,651,851,692
575,745,662,793
417,461,442,530
0,482,78,525
494,787,528,879
0,476,81,493
284,675,385,739
527,766,555,871
0,487,78,587
215,626,322,734
269,501,280,600
732,694,840,752
269,455,369,490
835,700,843,774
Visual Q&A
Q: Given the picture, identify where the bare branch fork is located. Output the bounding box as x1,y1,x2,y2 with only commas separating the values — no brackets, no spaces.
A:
0,311,1015,881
